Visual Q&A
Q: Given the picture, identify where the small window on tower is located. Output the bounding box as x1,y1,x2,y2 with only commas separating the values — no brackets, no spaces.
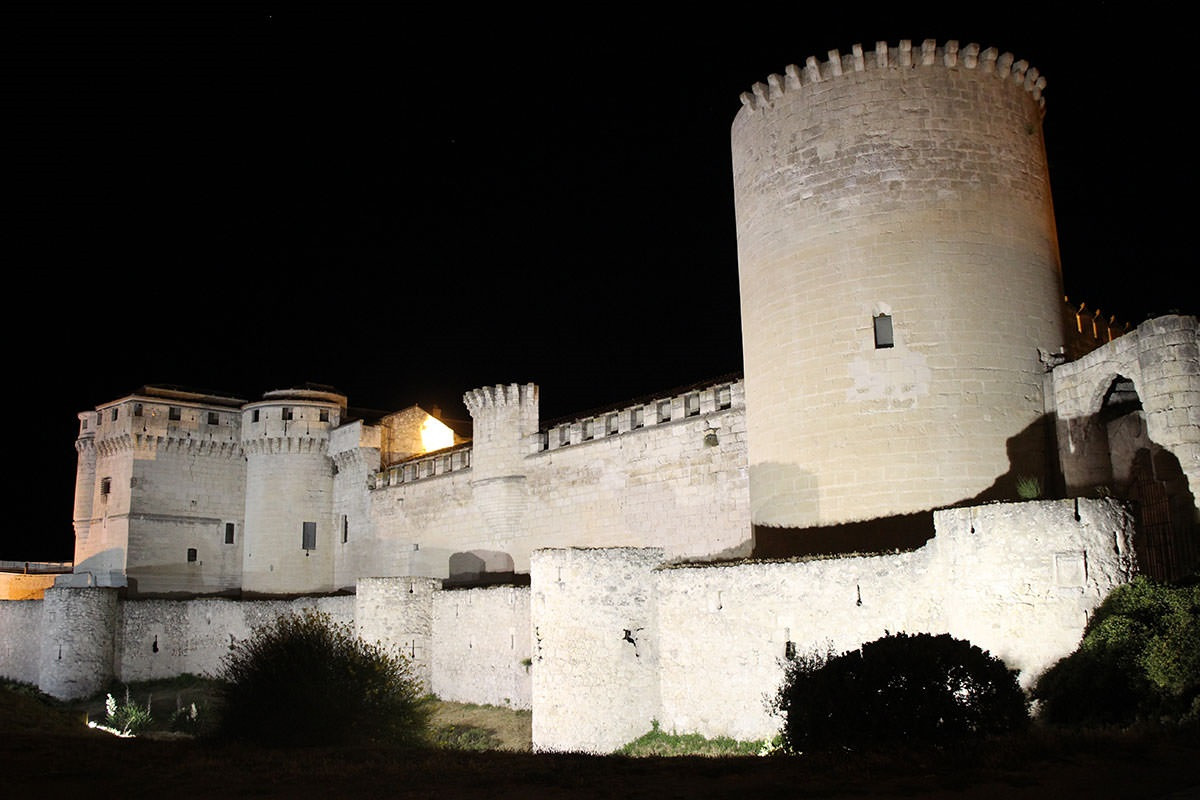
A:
133,403,143,417
319,409,329,422
169,407,181,421
111,408,119,421
225,522,235,544
282,407,294,422
342,515,349,544
207,411,219,425
873,314,894,349
252,409,260,423
302,521,317,550
100,477,111,496
187,548,197,563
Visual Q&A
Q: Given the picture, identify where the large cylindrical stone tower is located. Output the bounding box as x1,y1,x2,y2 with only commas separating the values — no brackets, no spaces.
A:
733,40,1065,533
241,388,345,595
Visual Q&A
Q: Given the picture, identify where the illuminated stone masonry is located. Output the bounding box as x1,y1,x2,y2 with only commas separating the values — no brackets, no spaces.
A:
1,39,1197,753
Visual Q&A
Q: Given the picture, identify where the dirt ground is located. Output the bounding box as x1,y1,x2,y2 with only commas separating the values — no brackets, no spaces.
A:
3,685,1199,799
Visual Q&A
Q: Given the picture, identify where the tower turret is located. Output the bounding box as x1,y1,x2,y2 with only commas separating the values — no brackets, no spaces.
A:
732,41,1065,537
241,387,346,595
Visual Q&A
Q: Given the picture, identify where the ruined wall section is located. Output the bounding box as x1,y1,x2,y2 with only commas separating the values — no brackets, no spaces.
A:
1050,315,1200,500
531,547,662,753
115,594,353,684
0,598,43,684
651,499,1133,744
37,587,119,700
431,586,531,708
355,576,439,689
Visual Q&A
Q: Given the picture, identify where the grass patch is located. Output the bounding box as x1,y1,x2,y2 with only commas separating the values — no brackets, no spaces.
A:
429,700,531,751
617,720,767,757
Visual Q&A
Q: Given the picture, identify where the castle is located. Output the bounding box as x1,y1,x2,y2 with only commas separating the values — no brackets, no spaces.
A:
2,39,1198,752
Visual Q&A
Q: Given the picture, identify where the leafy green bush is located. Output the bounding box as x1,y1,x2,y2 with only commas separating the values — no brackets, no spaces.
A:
217,610,430,746
775,632,1028,752
1033,575,1200,727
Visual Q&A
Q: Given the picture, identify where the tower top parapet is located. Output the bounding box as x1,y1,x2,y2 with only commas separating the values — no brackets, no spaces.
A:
738,40,1046,114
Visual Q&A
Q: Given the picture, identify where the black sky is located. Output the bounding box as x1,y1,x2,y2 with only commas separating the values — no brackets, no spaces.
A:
6,5,1195,560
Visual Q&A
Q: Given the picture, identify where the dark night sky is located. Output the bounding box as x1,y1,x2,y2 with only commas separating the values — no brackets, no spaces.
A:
5,5,1194,560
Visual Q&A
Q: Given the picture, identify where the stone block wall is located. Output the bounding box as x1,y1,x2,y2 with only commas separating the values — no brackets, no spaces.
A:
432,585,531,708
531,547,662,752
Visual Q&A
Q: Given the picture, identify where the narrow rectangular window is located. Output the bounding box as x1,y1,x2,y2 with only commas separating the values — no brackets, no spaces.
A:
100,477,111,496
341,515,348,544
319,409,329,422
224,522,235,544
207,411,219,425
133,403,143,417
252,409,260,423
282,407,294,421
302,521,317,550
168,407,181,421
111,408,119,421
187,548,197,563
873,314,894,349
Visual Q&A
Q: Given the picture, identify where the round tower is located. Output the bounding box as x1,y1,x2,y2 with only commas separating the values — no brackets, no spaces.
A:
732,40,1065,533
240,387,346,595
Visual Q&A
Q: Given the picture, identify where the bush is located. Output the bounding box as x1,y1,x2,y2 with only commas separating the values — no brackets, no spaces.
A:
217,610,431,746
775,632,1029,752
1033,576,1200,727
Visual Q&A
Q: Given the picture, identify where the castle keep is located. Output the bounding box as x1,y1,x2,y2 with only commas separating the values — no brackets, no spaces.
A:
3,40,1197,752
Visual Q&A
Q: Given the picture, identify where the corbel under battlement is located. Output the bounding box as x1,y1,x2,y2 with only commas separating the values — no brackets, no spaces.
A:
739,40,1047,114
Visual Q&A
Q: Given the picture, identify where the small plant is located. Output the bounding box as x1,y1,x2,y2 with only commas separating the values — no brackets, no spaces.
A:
169,700,201,734
217,609,431,746
105,687,153,736
1016,475,1043,500
617,719,767,756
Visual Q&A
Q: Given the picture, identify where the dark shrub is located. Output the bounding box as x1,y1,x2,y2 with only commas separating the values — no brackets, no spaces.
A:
776,632,1029,752
1033,575,1200,727
217,610,430,746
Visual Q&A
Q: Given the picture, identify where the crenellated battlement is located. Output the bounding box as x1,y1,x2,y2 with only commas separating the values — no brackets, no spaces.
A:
462,383,537,413
739,40,1046,114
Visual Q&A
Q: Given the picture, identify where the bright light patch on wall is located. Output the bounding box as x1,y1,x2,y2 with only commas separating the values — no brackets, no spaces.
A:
420,415,454,452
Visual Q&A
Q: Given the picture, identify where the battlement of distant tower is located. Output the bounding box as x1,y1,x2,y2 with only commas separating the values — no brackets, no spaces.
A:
738,39,1046,114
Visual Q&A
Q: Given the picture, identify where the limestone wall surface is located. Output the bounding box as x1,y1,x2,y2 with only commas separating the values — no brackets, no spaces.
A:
532,499,1134,751
733,41,1063,529
531,547,662,753
367,380,749,580
116,594,354,685
432,585,531,708
0,598,43,684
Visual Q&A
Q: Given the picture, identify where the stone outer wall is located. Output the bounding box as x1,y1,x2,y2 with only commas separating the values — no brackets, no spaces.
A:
432,586,531,708
531,548,663,752
0,598,44,684
733,41,1063,530
116,594,354,685
533,499,1134,751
